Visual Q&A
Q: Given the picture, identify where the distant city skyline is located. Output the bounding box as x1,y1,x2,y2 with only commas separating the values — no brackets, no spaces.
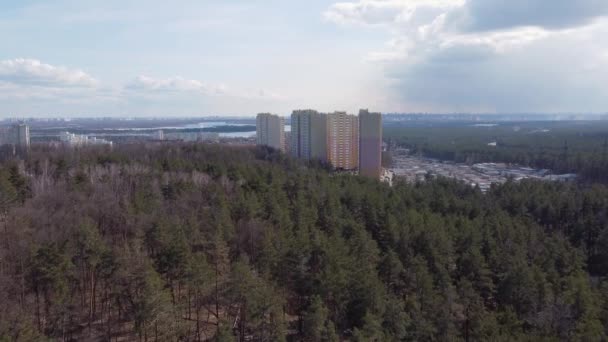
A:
1,0,608,117
2,112,608,122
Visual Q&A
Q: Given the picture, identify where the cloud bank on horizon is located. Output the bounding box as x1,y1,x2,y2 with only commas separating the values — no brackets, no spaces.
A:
0,0,607,116
325,0,608,113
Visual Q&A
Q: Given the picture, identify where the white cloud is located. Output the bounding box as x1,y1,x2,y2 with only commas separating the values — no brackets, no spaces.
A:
0,58,286,116
241,89,285,101
125,75,285,101
126,75,228,95
324,0,464,26
325,0,608,31
327,0,608,112
450,0,608,32
0,58,98,88
387,20,608,112
440,27,551,52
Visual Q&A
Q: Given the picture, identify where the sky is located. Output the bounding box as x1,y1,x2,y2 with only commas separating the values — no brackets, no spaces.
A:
1,0,608,117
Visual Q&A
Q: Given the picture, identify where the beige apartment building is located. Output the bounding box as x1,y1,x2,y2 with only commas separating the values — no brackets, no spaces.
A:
327,111,358,170
256,113,285,151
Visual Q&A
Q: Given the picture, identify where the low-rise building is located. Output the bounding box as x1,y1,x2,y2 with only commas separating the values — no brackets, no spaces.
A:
59,131,113,146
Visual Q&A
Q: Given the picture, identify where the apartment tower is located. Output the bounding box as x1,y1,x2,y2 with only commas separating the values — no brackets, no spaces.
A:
327,112,358,170
290,110,313,159
290,110,328,162
15,124,30,148
358,109,382,178
310,112,328,162
256,113,285,151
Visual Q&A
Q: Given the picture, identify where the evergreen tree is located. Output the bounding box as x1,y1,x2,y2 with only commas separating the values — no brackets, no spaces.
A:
302,295,338,342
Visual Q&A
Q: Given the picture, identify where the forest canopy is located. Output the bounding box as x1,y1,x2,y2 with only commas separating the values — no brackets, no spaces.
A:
0,143,607,341
384,121,608,182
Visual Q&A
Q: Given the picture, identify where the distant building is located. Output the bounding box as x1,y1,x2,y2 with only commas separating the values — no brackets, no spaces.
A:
285,108,382,176
15,124,30,148
154,130,164,141
311,112,329,162
59,131,113,146
290,110,313,160
327,112,358,170
59,131,84,145
0,123,30,150
290,110,328,162
256,113,285,151
358,109,382,178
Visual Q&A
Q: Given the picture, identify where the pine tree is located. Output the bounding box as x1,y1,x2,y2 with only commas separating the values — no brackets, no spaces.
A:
352,312,384,342
128,263,172,341
302,295,338,342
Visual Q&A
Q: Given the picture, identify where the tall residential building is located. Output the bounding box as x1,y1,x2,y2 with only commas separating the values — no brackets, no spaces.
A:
310,112,329,162
256,113,285,151
358,109,383,178
15,124,30,148
290,110,328,162
0,123,30,149
327,112,358,170
290,110,313,159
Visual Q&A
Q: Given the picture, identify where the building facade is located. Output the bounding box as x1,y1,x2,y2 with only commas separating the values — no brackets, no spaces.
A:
256,113,285,151
0,123,30,149
290,110,313,159
15,124,30,148
153,130,164,141
310,112,328,162
290,110,328,162
327,112,358,170
358,109,383,178
59,131,113,146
